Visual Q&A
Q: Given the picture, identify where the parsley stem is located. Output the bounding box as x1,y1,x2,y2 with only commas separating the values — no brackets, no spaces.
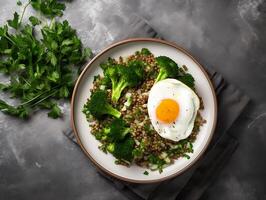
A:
21,77,31,87
20,85,61,106
49,18,55,29
20,92,45,106
19,0,32,26
4,34,15,45
30,89,58,107
28,55,33,78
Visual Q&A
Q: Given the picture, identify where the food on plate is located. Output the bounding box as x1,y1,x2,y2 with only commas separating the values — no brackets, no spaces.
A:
103,59,145,103
83,48,205,172
147,79,200,142
83,90,121,119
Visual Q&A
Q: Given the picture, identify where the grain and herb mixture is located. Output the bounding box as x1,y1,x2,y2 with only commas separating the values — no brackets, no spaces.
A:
83,48,205,173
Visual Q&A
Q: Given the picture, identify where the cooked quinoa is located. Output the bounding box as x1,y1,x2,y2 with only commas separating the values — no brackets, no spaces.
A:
84,49,205,172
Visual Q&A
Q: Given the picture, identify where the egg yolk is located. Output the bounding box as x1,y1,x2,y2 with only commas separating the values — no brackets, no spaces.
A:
156,99,179,123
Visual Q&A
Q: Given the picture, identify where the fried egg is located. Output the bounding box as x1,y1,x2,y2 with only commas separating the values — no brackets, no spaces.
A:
147,78,200,142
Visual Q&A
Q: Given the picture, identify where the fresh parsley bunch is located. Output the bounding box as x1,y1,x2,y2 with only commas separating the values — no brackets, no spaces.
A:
0,0,91,119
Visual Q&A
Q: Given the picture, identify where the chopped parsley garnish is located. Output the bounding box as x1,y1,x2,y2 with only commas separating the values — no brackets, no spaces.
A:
183,154,190,159
143,171,149,175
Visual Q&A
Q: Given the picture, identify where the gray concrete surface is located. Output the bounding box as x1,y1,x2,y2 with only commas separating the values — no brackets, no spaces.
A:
1,0,266,199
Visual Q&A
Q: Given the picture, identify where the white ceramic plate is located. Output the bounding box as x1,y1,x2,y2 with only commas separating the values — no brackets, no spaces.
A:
71,38,217,183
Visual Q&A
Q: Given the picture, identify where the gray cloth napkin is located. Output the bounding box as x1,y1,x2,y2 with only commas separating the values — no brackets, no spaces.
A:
63,15,250,200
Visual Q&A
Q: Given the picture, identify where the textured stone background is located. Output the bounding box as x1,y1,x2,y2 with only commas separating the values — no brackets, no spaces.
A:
1,0,266,199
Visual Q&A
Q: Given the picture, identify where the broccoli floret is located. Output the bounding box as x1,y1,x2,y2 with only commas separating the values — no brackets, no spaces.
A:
106,60,144,103
100,57,116,71
99,76,111,88
99,57,117,88
155,56,179,82
107,136,135,161
155,56,195,88
102,118,130,141
177,73,195,89
140,48,151,55
83,90,121,119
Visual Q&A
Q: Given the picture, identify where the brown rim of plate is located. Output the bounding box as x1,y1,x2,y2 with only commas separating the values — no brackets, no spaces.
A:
71,38,218,184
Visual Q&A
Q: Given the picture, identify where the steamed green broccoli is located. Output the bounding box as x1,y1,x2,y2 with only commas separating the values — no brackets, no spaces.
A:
82,90,121,119
140,48,151,55
155,56,179,82
95,118,134,162
99,58,116,88
178,73,195,89
100,57,116,71
99,76,111,88
155,56,195,88
102,118,130,141
105,60,144,103
107,136,135,161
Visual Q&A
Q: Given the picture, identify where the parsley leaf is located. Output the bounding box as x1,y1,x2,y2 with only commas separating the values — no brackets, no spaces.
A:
17,1,22,6
31,0,66,18
29,16,41,26
7,12,20,30
143,171,149,175
48,104,62,118
0,25,8,36
0,100,30,119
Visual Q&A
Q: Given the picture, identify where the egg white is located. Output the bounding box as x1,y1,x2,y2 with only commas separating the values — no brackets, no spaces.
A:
147,79,200,142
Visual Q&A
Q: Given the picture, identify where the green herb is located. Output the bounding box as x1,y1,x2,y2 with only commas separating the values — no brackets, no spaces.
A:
47,104,62,118
31,0,66,18
148,154,166,173
144,122,152,134
29,16,41,26
147,69,158,79
134,107,142,117
143,171,149,175
93,75,100,82
17,0,22,6
99,144,108,153
183,154,190,159
167,139,194,158
187,141,193,153
7,12,20,30
0,100,29,119
132,148,142,157
0,1,91,119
